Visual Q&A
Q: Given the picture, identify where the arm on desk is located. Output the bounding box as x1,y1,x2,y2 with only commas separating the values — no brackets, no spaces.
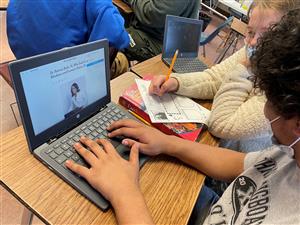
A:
172,47,247,100
108,119,245,182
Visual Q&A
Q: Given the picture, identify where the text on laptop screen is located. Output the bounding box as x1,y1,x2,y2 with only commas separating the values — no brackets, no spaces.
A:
20,49,106,135
164,19,201,58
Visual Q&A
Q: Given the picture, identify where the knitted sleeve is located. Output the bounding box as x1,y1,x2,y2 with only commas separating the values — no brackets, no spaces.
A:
208,64,270,140
172,47,247,99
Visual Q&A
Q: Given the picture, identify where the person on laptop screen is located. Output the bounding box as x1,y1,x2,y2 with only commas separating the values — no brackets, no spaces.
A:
68,82,87,113
66,10,300,224
149,0,299,153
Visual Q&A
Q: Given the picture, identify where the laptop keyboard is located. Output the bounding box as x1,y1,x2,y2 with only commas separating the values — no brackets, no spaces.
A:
166,58,208,73
44,105,128,168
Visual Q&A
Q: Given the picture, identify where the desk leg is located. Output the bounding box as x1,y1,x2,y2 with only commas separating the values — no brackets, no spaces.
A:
21,207,33,225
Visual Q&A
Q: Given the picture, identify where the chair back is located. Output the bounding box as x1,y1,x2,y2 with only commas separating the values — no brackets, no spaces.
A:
200,16,234,45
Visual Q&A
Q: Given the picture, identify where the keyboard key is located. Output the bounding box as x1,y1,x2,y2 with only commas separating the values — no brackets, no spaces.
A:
54,148,64,155
87,122,92,126
83,128,91,135
62,144,70,150
49,152,58,159
53,144,60,149
71,153,80,161
67,140,75,147
91,131,98,137
45,148,53,154
79,132,85,137
73,135,80,142
61,139,67,144
94,122,100,128
56,155,67,164
64,150,73,158
81,126,87,131
89,125,96,131
92,119,97,123
96,128,103,133
75,130,81,135
68,133,75,139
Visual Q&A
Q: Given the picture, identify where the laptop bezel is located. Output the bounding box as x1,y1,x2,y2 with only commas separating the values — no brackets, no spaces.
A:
9,40,111,152
162,15,203,59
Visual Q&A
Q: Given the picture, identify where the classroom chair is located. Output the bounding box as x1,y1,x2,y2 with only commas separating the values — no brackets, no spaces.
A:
199,16,234,57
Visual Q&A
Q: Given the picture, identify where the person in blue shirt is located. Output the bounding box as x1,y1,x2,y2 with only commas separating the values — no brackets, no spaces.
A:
6,0,130,60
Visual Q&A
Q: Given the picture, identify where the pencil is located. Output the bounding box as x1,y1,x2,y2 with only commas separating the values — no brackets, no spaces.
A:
128,110,152,126
166,49,179,81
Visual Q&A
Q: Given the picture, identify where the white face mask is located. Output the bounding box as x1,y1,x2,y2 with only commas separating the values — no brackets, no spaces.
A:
269,116,300,149
246,44,256,59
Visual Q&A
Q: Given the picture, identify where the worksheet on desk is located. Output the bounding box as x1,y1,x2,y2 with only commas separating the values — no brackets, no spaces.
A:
136,79,211,124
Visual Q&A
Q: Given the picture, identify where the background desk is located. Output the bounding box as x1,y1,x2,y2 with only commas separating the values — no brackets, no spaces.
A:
1,72,218,225
112,0,132,14
0,0,8,10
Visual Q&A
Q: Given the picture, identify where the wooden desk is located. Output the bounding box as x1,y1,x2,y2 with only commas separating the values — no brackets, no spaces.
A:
112,0,133,14
130,54,213,78
0,0,8,10
1,72,217,225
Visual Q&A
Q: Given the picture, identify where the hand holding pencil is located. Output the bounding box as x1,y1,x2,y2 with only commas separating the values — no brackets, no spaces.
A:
149,49,180,96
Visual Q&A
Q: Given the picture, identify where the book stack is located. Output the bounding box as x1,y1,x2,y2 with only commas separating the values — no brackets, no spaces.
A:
119,77,207,142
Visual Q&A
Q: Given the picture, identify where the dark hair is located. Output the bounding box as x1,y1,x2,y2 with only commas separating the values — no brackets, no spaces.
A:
71,83,80,97
251,10,300,119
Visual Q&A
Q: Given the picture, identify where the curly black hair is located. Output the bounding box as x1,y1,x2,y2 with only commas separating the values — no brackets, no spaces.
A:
251,9,300,119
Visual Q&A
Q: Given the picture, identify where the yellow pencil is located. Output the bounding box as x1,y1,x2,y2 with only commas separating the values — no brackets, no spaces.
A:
128,110,152,126
166,49,179,81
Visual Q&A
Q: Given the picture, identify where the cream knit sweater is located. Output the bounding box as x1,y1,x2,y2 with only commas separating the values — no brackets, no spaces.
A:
172,47,272,152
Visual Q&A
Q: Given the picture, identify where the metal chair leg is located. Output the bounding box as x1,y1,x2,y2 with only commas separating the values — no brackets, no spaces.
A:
21,207,34,225
214,32,238,64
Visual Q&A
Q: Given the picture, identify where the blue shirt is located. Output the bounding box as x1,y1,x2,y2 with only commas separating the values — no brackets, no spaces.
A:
7,0,130,59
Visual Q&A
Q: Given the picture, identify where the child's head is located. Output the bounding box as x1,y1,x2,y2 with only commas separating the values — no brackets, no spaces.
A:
251,10,300,148
245,0,299,49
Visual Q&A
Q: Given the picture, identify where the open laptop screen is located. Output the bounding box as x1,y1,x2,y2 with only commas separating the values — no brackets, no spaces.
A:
20,49,106,135
162,15,203,58
10,40,111,151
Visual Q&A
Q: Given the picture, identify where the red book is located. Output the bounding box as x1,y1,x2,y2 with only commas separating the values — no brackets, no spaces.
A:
119,77,207,142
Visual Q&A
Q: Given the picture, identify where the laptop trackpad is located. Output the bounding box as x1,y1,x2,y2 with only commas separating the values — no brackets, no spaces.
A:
116,144,130,160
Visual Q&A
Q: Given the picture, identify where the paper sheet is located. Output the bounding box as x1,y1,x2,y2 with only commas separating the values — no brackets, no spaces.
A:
136,79,211,124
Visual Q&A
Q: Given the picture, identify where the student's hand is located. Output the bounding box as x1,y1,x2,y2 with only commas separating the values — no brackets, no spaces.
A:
148,75,179,96
108,119,171,156
65,137,141,205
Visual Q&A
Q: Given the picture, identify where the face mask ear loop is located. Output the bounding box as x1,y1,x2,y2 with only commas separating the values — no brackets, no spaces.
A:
270,116,281,124
289,137,300,148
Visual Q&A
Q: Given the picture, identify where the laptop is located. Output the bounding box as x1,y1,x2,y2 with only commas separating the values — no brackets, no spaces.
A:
9,39,148,211
162,15,208,73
